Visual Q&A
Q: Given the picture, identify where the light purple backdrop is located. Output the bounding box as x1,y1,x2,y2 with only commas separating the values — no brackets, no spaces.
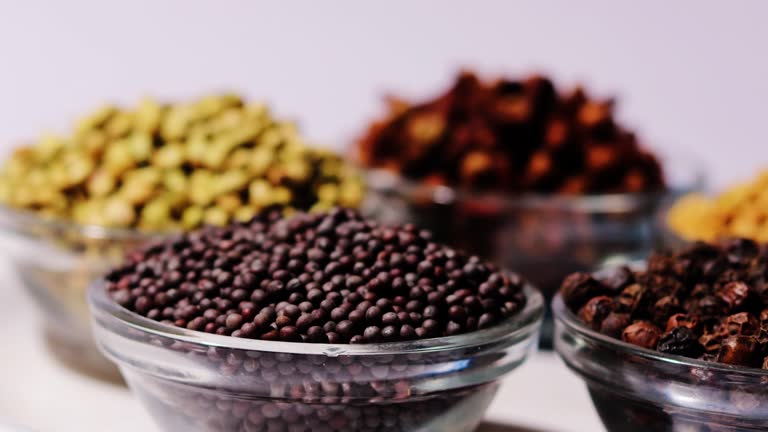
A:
1,1,766,188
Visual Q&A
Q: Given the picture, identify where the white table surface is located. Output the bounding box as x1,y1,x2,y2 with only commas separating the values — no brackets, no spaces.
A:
0,258,602,432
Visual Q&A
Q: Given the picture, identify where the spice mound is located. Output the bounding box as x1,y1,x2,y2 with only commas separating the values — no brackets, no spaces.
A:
106,208,527,343
561,238,768,368
0,94,362,230
667,170,768,242
356,71,664,194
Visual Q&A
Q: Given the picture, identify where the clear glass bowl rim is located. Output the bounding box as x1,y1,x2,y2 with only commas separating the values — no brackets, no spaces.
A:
363,150,706,212
89,279,544,356
0,202,163,241
552,292,768,377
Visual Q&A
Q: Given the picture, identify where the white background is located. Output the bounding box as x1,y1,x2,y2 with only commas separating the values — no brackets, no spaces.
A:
1,1,767,188
0,1,767,431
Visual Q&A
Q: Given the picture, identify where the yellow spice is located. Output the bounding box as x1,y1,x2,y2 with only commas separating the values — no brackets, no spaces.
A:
668,170,768,242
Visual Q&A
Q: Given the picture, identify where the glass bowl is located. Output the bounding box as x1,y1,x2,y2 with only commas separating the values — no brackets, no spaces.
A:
88,280,544,432
652,190,697,251
362,157,704,345
553,292,768,432
0,204,159,377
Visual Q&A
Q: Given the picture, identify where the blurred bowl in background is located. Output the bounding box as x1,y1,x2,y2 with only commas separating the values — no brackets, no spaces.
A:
656,198,696,252
0,204,159,378
362,152,705,346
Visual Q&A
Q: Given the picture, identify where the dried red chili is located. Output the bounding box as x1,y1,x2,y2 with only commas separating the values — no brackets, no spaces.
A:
357,71,665,194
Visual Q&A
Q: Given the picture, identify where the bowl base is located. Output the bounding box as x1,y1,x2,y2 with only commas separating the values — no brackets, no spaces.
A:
125,370,498,432
589,385,768,432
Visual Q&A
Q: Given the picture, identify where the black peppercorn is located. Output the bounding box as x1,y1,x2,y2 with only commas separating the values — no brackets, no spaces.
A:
578,295,614,330
651,295,682,327
723,312,759,336
717,335,760,367
561,272,606,310
564,238,768,368
657,326,704,358
599,312,631,338
616,283,647,316
717,281,750,313
665,313,700,333
621,321,662,349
